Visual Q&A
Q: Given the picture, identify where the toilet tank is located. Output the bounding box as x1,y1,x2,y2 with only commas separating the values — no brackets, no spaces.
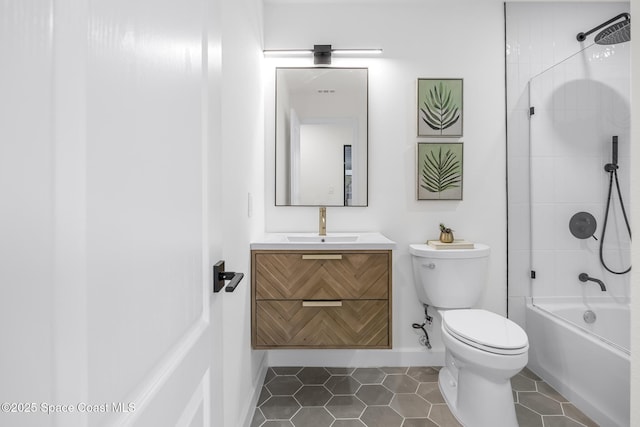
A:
409,243,490,309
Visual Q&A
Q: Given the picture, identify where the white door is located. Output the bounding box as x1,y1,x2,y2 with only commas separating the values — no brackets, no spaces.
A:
0,1,221,426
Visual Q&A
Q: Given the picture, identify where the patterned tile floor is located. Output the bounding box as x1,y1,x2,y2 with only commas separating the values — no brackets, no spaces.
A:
250,367,598,427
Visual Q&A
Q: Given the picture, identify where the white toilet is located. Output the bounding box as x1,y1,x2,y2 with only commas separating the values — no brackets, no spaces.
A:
409,243,528,427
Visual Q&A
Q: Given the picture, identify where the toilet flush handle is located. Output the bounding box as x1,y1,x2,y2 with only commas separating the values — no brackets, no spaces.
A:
427,263,436,269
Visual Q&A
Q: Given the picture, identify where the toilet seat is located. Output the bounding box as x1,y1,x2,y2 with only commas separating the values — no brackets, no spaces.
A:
442,309,528,355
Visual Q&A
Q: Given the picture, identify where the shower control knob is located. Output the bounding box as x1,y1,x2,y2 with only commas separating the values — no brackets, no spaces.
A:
569,212,597,239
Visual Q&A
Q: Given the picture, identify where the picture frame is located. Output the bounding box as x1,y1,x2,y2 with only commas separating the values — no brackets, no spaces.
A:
417,78,463,137
417,142,463,200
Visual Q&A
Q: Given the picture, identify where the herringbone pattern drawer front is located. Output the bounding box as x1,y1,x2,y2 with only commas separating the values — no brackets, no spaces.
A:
254,252,389,300
251,250,392,349
255,300,389,348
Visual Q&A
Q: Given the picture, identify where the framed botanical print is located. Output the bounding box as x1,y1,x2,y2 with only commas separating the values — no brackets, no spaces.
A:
417,143,463,200
417,78,463,137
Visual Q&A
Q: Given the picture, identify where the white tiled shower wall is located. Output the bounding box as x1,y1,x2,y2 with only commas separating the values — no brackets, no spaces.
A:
506,2,631,326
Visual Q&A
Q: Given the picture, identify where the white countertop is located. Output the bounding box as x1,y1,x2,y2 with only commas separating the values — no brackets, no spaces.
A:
250,232,396,250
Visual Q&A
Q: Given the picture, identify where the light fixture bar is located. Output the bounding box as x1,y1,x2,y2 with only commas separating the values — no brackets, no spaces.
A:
332,49,383,55
263,46,383,61
263,49,314,57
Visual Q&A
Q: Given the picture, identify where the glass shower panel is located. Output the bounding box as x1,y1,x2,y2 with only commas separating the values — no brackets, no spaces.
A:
528,41,631,344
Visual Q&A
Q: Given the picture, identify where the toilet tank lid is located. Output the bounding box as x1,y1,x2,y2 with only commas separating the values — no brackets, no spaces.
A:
409,243,490,259
442,309,528,351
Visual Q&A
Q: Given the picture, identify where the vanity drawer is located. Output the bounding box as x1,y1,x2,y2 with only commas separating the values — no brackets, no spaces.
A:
253,251,390,300
254,300,390,348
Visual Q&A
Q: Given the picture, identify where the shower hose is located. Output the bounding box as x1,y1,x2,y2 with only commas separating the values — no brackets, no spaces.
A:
600,166,632,274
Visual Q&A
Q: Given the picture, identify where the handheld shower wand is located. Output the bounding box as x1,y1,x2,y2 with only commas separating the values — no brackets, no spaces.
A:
604,136,618,172
600,135,631,274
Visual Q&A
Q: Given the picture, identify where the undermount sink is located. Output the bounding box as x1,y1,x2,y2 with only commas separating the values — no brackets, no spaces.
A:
250,232,395,250
285,234,359,243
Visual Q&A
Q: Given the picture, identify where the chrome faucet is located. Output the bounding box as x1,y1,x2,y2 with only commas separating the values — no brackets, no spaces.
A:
578,273,606,291
319,207,327,236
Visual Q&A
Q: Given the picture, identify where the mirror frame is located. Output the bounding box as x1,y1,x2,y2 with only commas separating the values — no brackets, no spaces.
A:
274,67,369,207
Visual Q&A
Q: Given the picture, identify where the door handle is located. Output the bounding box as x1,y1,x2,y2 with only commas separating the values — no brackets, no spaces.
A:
213,260,245,293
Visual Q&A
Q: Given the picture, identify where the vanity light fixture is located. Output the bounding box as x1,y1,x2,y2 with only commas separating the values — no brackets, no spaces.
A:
263,44,383,65
262,49,314,57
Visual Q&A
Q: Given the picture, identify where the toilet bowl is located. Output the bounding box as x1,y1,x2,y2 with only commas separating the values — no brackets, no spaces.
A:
409,243,529,427
439,309,528,427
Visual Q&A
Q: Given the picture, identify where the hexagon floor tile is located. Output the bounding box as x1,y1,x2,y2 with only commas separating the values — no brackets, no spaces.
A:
250,367,597,427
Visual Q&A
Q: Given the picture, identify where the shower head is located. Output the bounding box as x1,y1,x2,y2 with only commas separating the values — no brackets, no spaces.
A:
595,19,631,45
577,13,631,44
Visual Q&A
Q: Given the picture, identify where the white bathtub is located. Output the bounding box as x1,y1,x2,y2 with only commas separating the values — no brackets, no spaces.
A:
526,298,630,427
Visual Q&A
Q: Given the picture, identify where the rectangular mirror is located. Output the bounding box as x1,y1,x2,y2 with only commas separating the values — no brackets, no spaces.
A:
275,67,368,206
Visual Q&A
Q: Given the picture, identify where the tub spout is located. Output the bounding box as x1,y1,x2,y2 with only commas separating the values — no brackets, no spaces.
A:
578,273,606,291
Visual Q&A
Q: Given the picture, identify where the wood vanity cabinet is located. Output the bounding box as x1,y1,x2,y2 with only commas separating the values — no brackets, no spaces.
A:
251,250,392,349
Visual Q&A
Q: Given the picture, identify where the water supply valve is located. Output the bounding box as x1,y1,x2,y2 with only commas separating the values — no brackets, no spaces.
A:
412,304,433,349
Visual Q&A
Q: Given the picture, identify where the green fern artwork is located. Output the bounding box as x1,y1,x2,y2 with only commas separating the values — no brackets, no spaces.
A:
417,143,463,200
417,79,463,137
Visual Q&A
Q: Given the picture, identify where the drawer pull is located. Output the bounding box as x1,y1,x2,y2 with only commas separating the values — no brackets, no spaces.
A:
302,300,343,307
302,254,343,260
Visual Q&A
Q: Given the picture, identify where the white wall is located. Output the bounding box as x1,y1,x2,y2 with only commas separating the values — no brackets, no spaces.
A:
263,1,507,364
220,0,267,425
